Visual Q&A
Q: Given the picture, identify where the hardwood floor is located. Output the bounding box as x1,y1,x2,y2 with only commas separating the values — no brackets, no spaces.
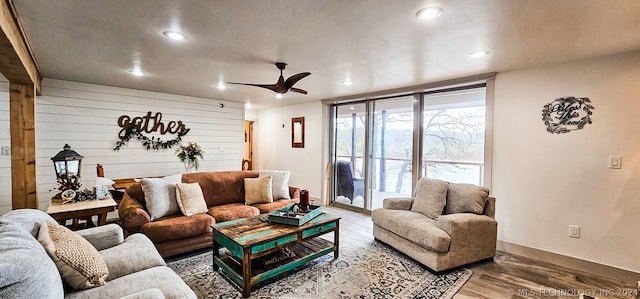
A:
324,206,639,299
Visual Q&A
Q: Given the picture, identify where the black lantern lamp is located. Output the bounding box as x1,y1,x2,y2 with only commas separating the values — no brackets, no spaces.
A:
51,144,83,195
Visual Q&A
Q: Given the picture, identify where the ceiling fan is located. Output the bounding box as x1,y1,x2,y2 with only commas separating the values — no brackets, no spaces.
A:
227,62,311,95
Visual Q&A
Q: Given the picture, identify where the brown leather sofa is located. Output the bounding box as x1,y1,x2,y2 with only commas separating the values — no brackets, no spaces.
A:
118,171,300,257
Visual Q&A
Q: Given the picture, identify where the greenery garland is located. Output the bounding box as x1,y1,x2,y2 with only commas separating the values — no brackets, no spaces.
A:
114,124,187,151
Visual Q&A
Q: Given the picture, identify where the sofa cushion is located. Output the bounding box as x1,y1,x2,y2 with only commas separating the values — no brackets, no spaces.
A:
141,213,214,243
411,178,449,219
175,183,208,216
100,234,166,282
64,266,196,299
253,198,300,214
244,176,273,205
118,288,166,299
37,221,109,290
0,209,56,237
445,183,490,214
141,174,182,220
258,170,291,199
371,209,451,253
0,219,64,298
183,171,259,206
208,203,260,222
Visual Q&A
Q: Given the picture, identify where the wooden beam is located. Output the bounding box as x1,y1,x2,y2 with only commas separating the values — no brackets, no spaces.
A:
10,82,37,209
0,0,40,93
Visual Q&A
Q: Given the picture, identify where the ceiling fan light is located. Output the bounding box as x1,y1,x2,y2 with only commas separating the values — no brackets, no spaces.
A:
163,31,187,41
416,7,443,20
469,50,490,57
129,70,144,76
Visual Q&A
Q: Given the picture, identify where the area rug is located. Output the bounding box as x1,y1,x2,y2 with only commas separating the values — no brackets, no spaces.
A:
167,238,472,299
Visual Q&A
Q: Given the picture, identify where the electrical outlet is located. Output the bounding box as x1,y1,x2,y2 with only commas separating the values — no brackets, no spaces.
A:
0,145,9,156
569,225,580,238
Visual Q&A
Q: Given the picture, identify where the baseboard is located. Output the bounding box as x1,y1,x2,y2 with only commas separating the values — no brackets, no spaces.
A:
497,240,640,283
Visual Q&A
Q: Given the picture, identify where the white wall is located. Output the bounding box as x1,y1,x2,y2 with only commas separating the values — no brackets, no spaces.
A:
24,79,243,211
255,101,324,201
493,51,640,272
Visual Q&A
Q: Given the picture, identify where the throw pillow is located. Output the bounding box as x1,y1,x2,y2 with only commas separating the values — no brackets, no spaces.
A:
410,178,449,219
141,173,182,220
175,182,208,216
244,176,273,205
445,183,490,214
258,170,291,199
37,221,109,290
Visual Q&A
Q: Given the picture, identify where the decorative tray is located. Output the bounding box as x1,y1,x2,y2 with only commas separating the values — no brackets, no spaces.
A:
268,204,323,226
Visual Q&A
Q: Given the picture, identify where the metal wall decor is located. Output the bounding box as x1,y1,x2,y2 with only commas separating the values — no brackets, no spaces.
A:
541,97,594,134
114,111,191,150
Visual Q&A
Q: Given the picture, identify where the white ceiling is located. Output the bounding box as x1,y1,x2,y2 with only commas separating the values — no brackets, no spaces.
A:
10,0,640,109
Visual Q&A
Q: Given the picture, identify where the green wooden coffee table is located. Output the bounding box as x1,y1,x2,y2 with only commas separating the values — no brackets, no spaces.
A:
211,213,340,297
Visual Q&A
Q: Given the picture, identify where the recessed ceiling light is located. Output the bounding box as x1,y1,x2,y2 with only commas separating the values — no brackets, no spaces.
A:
129,70,144,76
163,31,187,41
216,82,226,90
276,93,283,99
342,80,353,86
245,102,252,109
416,7,443,19
349,106,355,110
469,50,490,57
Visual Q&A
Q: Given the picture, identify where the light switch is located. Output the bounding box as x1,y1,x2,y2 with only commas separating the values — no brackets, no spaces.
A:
609,156,621,169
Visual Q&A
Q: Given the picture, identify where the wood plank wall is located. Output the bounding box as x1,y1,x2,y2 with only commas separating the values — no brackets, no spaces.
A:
0,78,245,213
0,79,9,212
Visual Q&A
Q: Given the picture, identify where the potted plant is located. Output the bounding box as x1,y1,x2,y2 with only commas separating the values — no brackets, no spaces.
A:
176,142,204,172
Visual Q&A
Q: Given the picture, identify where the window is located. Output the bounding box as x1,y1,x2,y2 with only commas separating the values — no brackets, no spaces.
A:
330,84,489,211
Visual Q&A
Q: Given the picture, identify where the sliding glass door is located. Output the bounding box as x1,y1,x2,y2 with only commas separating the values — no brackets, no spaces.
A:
330,85,487,211
333,103,367,208
370,97,414,210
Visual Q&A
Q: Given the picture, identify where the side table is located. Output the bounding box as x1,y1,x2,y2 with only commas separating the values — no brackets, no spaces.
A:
46,197,117,229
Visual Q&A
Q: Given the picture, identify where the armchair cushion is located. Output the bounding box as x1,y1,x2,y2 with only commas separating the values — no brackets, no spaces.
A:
382,197,414,210
371,209,450,253
37,221,109,290
118,288,165,299
0,220,64,298
99,234,166,281
445,183,490,214
411,178,448,219
75,224,124,251
141,174,182,220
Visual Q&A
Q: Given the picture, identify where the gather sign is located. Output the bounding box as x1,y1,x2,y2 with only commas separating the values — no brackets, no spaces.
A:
118,111,190,137
114,112,191,151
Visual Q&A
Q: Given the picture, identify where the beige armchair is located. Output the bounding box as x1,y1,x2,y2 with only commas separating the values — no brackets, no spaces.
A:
371,178,497,272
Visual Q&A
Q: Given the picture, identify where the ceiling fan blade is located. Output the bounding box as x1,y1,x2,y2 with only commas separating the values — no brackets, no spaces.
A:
289,87,308,94
284,72,311,89
227,82,279,92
